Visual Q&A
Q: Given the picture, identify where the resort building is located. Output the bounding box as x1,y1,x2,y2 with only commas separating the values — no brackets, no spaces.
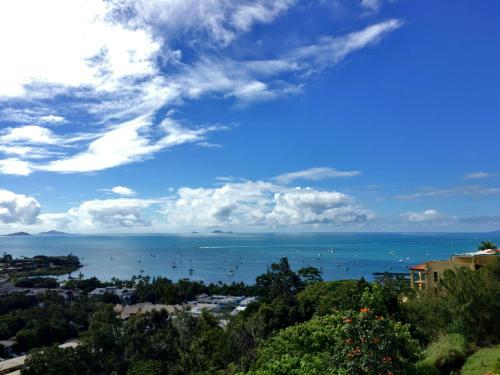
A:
114,302,184,320
409,249,499,290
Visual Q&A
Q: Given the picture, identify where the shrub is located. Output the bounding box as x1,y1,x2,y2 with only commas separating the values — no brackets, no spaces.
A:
413,361,440,375
245,308,419,374
423,334,468,373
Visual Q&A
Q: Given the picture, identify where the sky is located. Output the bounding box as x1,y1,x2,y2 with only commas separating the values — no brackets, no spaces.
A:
0,0,499,234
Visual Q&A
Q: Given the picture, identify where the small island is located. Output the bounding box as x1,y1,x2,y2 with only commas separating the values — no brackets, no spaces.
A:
6,232,31,236
39,230,70,235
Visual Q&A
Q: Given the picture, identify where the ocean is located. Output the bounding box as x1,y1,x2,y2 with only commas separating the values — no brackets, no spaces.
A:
1,232,498,284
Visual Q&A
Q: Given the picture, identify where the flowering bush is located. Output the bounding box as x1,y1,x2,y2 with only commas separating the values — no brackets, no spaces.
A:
333,308,419,374
243,308,419,375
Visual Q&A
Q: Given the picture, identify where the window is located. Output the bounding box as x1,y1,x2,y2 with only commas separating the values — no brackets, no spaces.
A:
433,271,438,283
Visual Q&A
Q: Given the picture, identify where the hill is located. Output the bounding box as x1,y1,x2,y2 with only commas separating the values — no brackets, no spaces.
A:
6,231,31,236
39,230,70,235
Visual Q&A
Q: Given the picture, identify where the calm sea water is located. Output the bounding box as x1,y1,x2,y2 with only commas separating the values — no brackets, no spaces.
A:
1,233,498,284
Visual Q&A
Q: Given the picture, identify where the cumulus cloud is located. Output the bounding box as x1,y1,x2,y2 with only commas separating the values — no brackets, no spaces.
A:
40,198,158,230
274,167,361,184
401,209,443,222
0,189,40,224
164,181,371,228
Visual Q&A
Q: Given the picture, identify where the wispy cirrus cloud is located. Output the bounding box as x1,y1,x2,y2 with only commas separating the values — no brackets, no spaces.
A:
398,185,500,201
274,167,361,184
463,172,496,179
0,0,403,176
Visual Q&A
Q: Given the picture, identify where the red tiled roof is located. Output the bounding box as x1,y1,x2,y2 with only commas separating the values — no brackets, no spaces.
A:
409,263,426,271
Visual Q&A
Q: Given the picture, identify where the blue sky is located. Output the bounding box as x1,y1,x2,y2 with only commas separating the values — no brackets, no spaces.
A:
0,0,499,233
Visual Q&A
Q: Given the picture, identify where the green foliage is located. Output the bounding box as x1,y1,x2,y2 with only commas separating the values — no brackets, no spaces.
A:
127,360,164,375
245,308,419,375
0,293,36,315
297,279,368,319
63,276,104,293
297,266,323,284
403,258,500,345
255,257,303,300
413,361,440,375
460,346,500,375
439,260,500,343
478,240,497,250
422,334,468,373
15,277,58,288
22,346,102,375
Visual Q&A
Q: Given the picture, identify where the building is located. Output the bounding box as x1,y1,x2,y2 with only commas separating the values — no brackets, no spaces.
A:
187,294,258,317
409,249,499,290
114,302,184,320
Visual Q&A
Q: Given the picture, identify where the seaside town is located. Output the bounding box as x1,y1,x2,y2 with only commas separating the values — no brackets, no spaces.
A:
1,241,499,374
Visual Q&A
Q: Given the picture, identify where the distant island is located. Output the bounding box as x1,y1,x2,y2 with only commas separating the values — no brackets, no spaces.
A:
6,231,31,236
212,230,234,234
39,230,70,235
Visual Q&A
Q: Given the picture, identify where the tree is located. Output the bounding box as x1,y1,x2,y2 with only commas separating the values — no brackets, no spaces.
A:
255,257,302,300
22,346,102,375
298,266,323,284
478,240,497,250
439,259,500,343
297,279,369,319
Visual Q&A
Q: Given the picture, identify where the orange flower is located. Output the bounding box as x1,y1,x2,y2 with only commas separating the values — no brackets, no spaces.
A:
360,307,370,313
375,315,384,320
343,318,352,324
382,356,392,363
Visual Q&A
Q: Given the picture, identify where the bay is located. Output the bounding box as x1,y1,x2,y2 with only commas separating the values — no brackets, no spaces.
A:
1,232,498,284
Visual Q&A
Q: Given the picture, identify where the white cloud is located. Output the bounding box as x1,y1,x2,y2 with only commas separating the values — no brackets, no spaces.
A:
110,186,136,196
0,158,32,175
398,185,500,200
401,209,443,222
0,117,222,175
40,198,158,230
360,0,382,12
0,0,161,98
124,0,295,47
0,189,40,224
164,181,371,228
32,181,371,232
39,115,66,124
274,167,361,184
0,125,60,145
463,172,494,179
0,0,402,176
